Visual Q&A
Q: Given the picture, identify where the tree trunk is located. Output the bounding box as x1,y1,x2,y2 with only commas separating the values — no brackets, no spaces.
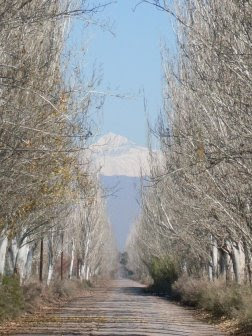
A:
231,242,246,284
77,258,80,279
211,236,218,280
47,263,54,285
86,265,90,281
16,240,30,284
60,233,64,281
208,262,213,281
0,236,8,276
69,239,75,279
243,241,252,284
5,239,19,275
47,236,54,286
39,238,44,283
24,243,36,282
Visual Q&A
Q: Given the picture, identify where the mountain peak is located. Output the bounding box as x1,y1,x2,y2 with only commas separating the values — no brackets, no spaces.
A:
91,133,160,177
96,133,134,148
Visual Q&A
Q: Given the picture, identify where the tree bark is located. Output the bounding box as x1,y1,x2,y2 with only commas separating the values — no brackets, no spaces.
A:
60,233,64,281
47,236,54,286
0,236,8,276
77,258,80,279
243,241,252,284
69,239,75,279
39,238,44,283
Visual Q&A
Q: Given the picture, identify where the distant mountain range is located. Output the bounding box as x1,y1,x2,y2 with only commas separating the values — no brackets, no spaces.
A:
91,133,159,251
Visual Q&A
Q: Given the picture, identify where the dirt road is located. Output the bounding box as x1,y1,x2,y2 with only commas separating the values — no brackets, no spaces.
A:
3,279,225,335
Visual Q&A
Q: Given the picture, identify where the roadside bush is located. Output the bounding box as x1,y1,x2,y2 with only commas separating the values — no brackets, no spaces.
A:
199,282,242,317
149,256,179,293
50,279,92,299
173,275,252,327
0,275,24,321
172,275,206,305
235,286,252,332
0,277,92,324
23,282,42,302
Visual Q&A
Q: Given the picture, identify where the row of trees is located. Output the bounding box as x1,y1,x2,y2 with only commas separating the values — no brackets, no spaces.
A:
0,0,117,284
127,0,251,284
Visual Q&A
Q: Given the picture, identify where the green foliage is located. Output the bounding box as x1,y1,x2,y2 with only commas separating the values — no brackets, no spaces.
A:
120,252,128,266
0,275,24,321
148,256,179,293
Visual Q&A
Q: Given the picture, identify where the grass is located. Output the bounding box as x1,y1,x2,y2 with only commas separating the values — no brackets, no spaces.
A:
0,275,25,322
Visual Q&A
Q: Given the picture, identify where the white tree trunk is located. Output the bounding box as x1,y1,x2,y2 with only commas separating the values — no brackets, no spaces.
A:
223,240,234,282
5,239,19,275
24,244,35,282
182,260,187,274
81,236,90,280
0,236,8,276
47,263,54,285
243,241,252,284
231,242,246,284
47,235,54,285
211,236,218,280
69,239,75,279
16,240,30,283
208,263,213,281
85,265,90,281
80,263,85,280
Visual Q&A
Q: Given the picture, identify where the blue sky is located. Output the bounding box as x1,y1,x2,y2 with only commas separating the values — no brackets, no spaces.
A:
71,1,176,146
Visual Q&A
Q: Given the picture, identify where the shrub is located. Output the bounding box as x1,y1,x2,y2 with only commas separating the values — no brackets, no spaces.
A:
149,256,179,294
200,283,242,317
50,279,92,299
173,275,252,327
0,276,92,324
23,282,42,302
172,275,205,305
235,286,252,331
0,275,24,321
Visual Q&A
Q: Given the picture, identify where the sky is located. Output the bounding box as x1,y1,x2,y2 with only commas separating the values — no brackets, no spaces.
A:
71,0,176,146
67,2,177,249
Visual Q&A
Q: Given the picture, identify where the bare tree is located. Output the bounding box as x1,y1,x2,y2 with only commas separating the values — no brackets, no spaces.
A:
128,0,252,284
0,0,118,284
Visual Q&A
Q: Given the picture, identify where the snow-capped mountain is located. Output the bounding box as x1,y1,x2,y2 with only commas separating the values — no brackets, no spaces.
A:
91,133,153,177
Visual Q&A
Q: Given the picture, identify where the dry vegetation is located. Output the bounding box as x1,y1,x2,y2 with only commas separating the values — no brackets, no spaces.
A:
0,0,118,323
0,274,91,323
173,277,252,333
127,0,252,333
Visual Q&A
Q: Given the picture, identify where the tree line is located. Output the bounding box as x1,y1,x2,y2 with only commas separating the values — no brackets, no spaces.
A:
127,0,252,285
0,0,117,285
